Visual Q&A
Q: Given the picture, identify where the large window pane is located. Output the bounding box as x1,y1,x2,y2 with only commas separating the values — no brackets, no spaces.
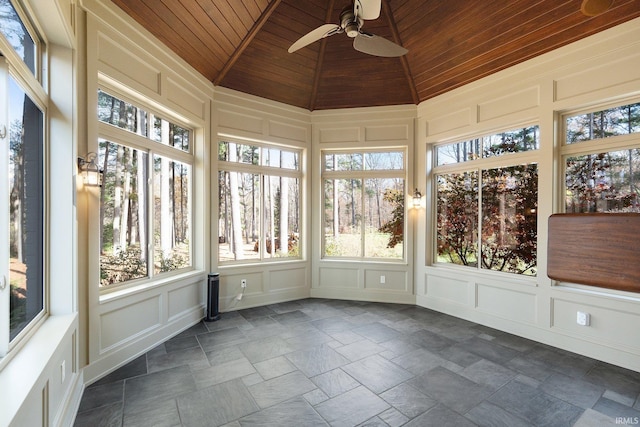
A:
364,178,404,258
323,179,363,257
0,0,36,74
8,76,43,338
481,164,538,276
153,155,191,273
436,171,479,267
566,102,640,144
565,150,640,213
99,140,149,286
261,176,300,258
98,90,149,136
218,170,261,262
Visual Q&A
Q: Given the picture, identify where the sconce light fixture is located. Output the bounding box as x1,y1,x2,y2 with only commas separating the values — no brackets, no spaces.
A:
412,188,422,208
78,152,102,187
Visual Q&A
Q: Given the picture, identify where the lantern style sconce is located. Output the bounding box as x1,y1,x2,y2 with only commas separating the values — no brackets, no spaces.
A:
412,188,423,208
78,152,102,187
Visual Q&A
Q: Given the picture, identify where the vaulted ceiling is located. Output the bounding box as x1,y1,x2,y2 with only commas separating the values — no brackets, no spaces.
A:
111,0,640,111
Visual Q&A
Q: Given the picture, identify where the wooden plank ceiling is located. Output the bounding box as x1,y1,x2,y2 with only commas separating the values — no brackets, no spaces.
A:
111,0,640,111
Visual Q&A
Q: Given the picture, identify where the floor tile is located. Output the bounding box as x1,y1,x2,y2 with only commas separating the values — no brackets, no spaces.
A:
343,354,413,394
286,344,351,377
239,397,328,426
311,368,360,398
540,372,604,408
248,370,316,408
239,336,293,364
408,366,493,414
335,338,385,361
74,401,123,427
465,400,533,427
403,404,476,427
89,355,147,388
487,378,583,426
147,345,209,373
314,386,390,427
194,357,256,389
74,299,640,427
592,397,640,421
379,382,437,418
253,355,297,380
77,380,124,413
177,378,260,427
123,365,197,415
352,322,402,343
460,358,517,390
122,398,181,427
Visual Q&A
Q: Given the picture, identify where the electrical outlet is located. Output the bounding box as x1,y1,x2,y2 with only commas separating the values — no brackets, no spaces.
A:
577,311,590,326
241,279,247,288
380,275,386,284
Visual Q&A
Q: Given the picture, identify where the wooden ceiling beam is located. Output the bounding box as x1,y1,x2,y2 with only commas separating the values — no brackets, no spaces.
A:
309,0,336,111
215,0,283,86
382,0,419,105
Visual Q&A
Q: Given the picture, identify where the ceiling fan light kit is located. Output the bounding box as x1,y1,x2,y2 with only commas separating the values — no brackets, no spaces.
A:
288,0,408,57
580,0,614,16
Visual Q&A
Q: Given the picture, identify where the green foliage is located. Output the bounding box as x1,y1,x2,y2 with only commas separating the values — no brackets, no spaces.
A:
378,189,404,248
158,252,188,273
100,247,147,286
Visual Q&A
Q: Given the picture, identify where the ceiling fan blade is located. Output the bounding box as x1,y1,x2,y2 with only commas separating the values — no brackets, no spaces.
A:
288,24,341,53
354,0,381,20
353,33,408,57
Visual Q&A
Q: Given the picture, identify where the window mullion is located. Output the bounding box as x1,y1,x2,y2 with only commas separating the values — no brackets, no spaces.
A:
0,58,9,357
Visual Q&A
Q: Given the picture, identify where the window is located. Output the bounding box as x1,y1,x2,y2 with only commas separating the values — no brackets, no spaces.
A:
218,140,301,263
97,90,192,288
434,126,539,276
0,0,45,357
322,150,405,260
563,102,640,213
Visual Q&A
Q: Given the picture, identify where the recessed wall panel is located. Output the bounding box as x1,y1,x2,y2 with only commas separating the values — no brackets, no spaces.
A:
478,86,540,122
97,32,160,93
426,108,471,136
552,298,640,352
166,76,206,120
218,109,264,135
319,127,360,143
270,268,307,291
476,283,536,324
425,274,469,305
364,125,409,142
319,267,359,288
168,282,202,320
269,121,308,143
555,53,640,101
100,296,161,350
364,269,407,291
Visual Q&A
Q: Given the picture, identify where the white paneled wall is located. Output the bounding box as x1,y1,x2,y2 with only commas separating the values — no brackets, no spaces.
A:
415,17,640,372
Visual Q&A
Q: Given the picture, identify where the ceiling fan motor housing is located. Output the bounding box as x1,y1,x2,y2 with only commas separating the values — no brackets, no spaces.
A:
341,6,362,38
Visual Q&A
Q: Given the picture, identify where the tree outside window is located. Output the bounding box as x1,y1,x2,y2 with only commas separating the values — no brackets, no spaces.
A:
435,126,539,276
564,102,640,213
97,90,192,288
322,150,405,260
218,141,301,263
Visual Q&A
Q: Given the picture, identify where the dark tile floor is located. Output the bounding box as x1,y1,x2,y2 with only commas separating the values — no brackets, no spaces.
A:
74,299,640,427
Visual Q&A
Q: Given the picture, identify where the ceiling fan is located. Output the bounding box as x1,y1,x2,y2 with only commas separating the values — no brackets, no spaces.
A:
288,0,408,57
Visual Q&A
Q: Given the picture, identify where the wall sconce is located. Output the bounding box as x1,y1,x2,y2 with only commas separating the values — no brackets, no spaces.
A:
78,152,102,187
412,188,423,208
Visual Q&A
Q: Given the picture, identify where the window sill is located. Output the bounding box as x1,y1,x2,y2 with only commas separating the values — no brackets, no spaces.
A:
99,269,207,303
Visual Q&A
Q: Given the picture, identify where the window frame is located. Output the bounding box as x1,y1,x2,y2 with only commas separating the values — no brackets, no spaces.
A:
431,124,540,278
0,1,48,359
96,86,195,293
217,137,303,266
321,148,407,262
560,99,640,214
